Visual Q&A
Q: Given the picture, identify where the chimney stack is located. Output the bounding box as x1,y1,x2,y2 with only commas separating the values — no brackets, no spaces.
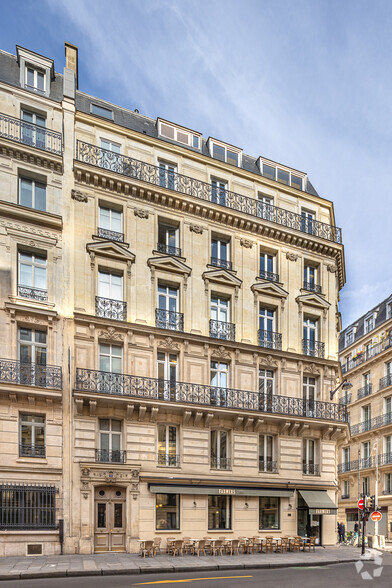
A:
64,42,79,89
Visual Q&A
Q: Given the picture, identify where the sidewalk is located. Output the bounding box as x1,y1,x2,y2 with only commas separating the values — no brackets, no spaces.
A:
0,546,367,580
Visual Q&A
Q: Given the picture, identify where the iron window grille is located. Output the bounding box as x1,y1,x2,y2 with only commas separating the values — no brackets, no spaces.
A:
259,270,279,282
258,330,282,350
157,243,182,257
209,319,235,341
302,339,325,358
95,449,126,463
97,227,124,242
157,453,180,467
0,484,57,529
155,309,184,331
95,296,127,321
18,285,48,301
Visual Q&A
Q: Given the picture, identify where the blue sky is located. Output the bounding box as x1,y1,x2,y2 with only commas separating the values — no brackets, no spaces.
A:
2,0,391,328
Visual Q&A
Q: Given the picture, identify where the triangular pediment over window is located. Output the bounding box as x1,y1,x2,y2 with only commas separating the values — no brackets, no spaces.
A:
296,292,330,310
148,255,192,277
251,282,288,300
202,268,242,288
86,241,135,263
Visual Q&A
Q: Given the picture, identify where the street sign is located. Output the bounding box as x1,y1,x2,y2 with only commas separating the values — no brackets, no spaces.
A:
358,499,364,510
370,511,382,522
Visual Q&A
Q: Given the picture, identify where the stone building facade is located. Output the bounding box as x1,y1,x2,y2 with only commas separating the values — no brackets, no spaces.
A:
338,295,392,538
0,42,347,556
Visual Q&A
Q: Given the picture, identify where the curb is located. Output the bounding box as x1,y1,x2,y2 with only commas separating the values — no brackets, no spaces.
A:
0,557,362,581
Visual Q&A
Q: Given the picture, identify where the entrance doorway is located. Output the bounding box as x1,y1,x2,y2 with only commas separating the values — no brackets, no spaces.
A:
94,486,126,552
297,509,322,545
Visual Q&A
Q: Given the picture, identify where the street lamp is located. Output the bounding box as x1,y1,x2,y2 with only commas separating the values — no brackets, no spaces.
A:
329,379,353,401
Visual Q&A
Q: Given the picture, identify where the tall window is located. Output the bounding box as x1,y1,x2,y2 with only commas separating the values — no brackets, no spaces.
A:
385,397,392,422
260,251,277,280
362,405,371,428
156,494,180,530
210,430,230,469
98,271,123,301
364,315,375,334
304,265,318,291
303,439,317,474
362,477,369,495
19,413,45,457
259,497,280,529
303,317,317,343
362,441,371,467
386,362,392,377
259,369,274,412
342,447,350,470
211,296,229,323
25,67,45,93
385,474,392,495
99,344,122,373
211,237,230,269
18,252,47,300
19,177,46,211
98,419,122,462
257,194,274,221
159,161,177,190
303,376,316,417
18,328,47,387
259,307,276,348
157,352,177,400
301,209,315,234
342,480,350,498
259,434,275,472
98,206,123,240
0,484,56,529
303,317,320,356
157,284,179,330
210,361,228,406
158,424,178,466
211,179,227,205
345,330,354,347
384,435,391,456
21,110,46,150
158,222,179,255
387,302,392,320
208,495,231,529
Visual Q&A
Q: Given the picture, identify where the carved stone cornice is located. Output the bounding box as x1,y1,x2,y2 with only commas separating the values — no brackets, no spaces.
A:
0,138,62,173
98,326,125,341
80,464,140,500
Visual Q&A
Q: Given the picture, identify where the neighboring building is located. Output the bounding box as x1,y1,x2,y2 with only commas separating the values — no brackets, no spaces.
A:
338,296,392,537
0,42,347,556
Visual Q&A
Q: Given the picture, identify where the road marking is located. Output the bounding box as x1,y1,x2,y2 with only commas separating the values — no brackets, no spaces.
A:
133,575,253,585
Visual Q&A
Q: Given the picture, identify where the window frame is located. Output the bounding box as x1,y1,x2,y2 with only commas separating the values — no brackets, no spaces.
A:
91,104,114,120
98,270,123,302
259,496,280,530
208,495,232,530
19,413,45,457
98,418,122,455
158,119,201,150
155,493,180,530
157,424,178,467
259,434,275,472
25,65,46,93
19,176,47,211
18,251,47,292
18,327,47,365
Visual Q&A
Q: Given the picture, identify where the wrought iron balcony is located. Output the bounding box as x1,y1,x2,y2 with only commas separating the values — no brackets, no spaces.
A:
378,452,392,466
95,296,127,321
360,456,374,469
75,368,348,423
357,384,372,400
383,489,392,495
157,453,180,467
0,113,62,155
209,319,235,341
341,494,350,499
18,285,47,302
259,269,279,282
95,449,126,463
303,281,322,294
302,339,325,358
97,227,124,243
157,243,182,257
258,330,282,350
338,462,353,474
342,337,392,374
379,374,392,391
350,412,392,435
350,420,373,435
210,457,231,470
210,257,233,271
76,140,342,244
155,309,184,331
259,459,278,473
303,463,320,475
19,444,45,458
0,359,62,389
339,393,352,406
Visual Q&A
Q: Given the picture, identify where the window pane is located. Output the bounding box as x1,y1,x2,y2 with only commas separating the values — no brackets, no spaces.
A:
111,420,121,432
192,135,199,148
35,266,47,289
35,183,46,211
277,169,290,186
263,164,275,180
20,179,33,208
27,68,34,87
177,131,189,145
161,124,175,139
37,72,45,92
156,493,179,530
99,207,110,228
208,495,231,529
92,104,113,119
213,144,226,162
35,331,47,344
227,151,238,166
20,263,32,286
291,175,302,190
259,497,279,529
99,419,110,431
111,210,122,232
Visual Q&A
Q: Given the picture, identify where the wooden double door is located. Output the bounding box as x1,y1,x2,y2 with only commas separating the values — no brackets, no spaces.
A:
94,486,126,552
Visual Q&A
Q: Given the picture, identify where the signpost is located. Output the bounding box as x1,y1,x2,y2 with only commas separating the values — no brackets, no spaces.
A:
358,498,364,510
370,511,382,522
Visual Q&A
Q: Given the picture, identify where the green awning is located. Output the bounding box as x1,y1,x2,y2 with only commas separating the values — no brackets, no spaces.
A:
299,490,337,514
149,484,293,497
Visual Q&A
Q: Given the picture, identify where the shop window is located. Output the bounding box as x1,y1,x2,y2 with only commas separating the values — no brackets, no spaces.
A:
208,495,231,530
259,496,280,529
155,493,180,530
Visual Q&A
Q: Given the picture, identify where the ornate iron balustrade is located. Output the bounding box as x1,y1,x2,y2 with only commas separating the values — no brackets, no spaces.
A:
157,243,182,257
357,384,372,400
350,412,392,435
258,330,282,350
341,494,350,499
339,393,352,406
259,459,278,473
379,374,392,391
18,285,47,301
378,452,392,466
19,444,45,458
0,113,62,155
303,281,322,294
383,489,392,495
210,257,233,270
95,449,126,463
259,270,279,282
337,462,354,474
350,420,372,435
75,368,348,423
95,296,127,321
209,319,236,341
302,339,325,359
303,463,320,475
76,141,342,244
157,453,180,467
97,227,124,242
155,309,184,332
342,337,392,374
360,456,374,469
210,457,231,470
0,483,57,530
0,359,62,389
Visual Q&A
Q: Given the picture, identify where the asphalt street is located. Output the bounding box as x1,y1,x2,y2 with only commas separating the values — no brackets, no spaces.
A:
0,557,391,588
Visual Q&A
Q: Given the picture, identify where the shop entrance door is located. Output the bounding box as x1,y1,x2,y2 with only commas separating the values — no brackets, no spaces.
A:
94,486,126,552
297,509,322,545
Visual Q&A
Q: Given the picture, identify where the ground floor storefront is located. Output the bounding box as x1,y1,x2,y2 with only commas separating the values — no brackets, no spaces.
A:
341,506,389,537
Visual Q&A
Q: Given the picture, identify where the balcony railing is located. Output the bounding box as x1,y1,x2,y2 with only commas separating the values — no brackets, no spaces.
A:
97,227,124,243
157,243,182,257
303,281,322,294
19,444,45,458
76,141,342,244
302,339,325,359
379,374,392,391
157,453,180,467
95,449,126,463
342,337,392,374
95,296,127,321
303,463,320,475
155,309,184,331
339,393,352,406
357,384,372,401
259,459,278,473
18,285,47,302
338,462,353,474
378,452,392,466
210,457,231,470
209,319,235,341
0,113,62,155
0,359,62,389
383,489,392,495
259,270,279,282
258,330,282,350
210,257,233,270
350,412,392,435
75,368,348,423
341,494,350,499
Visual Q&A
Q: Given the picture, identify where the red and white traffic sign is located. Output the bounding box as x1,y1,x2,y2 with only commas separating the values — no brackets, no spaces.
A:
358,499,364,510
370,511,382,522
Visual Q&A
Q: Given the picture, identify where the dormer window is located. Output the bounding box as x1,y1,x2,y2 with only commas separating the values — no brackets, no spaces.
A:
387,301,392,320
258,158,305,191
364,314,375,334
25,67,45,93
345,330,354,347
91,104,113,120
208,139,242,167
17,46,54,98
158,119,201,149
